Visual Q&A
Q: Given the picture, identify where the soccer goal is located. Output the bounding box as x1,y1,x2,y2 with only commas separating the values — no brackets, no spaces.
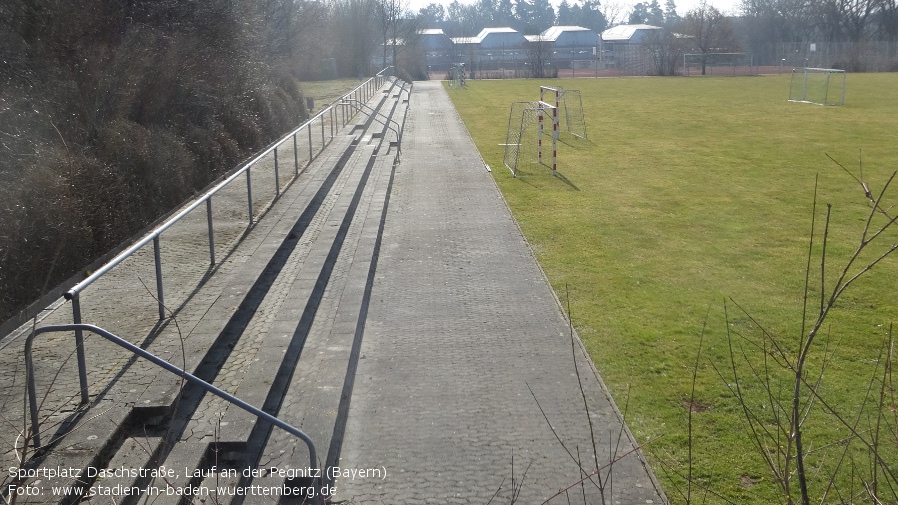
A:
683,53,755,76
503,100,558,177
541,86,588,139
789,67,846,106
447,63,467,89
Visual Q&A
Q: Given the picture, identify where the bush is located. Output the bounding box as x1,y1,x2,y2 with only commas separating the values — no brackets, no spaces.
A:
0,0,311,324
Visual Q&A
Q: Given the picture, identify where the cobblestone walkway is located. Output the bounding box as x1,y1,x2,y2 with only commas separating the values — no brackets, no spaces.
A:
333,80,664,505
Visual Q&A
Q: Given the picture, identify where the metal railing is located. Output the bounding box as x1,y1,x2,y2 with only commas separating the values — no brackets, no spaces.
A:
24,324,320,493
58,72,391,402
340,85,409,156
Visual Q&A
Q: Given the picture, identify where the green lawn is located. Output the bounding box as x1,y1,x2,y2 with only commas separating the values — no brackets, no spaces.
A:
299,78,372,108
447,74,898,504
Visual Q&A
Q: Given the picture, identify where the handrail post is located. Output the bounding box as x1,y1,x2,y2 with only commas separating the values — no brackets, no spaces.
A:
308,124,313,164
206,198,215,265
72,295,89,404
274,146,280,197
246,166,254,225
293,133,299,176
153,236,165,320
25,335,42,447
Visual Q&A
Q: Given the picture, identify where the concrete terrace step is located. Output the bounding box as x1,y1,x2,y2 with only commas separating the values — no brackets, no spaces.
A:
157,83,410,505
3,78,409,505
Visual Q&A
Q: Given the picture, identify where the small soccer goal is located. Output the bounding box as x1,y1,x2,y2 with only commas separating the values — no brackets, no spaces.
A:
503,100,558,177
447,63,467,89
502,85,589,177
683,53,755,76
541,86,588,140
789,67,846,106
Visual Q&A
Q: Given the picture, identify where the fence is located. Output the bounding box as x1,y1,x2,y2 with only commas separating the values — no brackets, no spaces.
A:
598,41,898,77
766,41,898,72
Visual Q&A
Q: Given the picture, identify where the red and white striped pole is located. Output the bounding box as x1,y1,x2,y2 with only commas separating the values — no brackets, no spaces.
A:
537,107,543,164
552,103,558,176
539,86,560,176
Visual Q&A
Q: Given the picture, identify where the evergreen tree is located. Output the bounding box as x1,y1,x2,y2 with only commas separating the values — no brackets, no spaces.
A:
558,0,575,25
419,3,446,25
578,0,607,32
664,0,680,25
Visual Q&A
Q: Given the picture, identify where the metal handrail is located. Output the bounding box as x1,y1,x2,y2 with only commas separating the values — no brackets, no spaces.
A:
341,99,403,154
65,72,388,302
55,71,391,403
24,324,319,476
342,79,411,156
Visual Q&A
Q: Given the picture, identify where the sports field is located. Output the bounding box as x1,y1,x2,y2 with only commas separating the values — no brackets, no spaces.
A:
447,74,898,503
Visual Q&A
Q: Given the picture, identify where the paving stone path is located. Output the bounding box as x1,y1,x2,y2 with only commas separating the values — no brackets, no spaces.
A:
0,79,665,505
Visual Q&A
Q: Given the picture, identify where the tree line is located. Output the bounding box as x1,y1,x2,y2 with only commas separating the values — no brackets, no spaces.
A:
412,0,897,44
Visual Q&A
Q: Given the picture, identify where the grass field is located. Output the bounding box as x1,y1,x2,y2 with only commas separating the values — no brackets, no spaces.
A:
299,78,372,108
447,74,898,504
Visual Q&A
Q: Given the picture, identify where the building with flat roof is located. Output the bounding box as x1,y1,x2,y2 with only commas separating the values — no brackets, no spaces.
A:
423,26,600,75
600,24,663,44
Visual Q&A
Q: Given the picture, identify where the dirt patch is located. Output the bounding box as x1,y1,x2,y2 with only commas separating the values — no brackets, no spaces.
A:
682,398,714,413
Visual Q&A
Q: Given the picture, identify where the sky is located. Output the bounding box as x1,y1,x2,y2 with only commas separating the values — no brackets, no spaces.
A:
407,0,744,23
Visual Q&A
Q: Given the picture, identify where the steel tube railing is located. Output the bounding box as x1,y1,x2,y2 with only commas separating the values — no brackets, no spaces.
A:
152,236,165,320
62,70,392,310
49,73,396,417
293,134,299,176
274,146,280,197
246,166,254,225
24,323,319,475
206,199,215,265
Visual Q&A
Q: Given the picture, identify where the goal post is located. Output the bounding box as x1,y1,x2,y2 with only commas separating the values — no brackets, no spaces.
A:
788,67,846,106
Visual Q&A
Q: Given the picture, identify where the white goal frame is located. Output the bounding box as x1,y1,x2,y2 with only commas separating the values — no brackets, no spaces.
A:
788,67,846,106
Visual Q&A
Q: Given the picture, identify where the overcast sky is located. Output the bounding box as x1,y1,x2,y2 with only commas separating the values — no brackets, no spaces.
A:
408,0,744,23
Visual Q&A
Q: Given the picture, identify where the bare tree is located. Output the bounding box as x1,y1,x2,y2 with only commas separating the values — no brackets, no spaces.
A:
526,35,554,78
876,0,898,42
331,0,378,76
374,0,422,73
680,1,740,74
838,0,879,41
600,0,629,27
643,28,688,75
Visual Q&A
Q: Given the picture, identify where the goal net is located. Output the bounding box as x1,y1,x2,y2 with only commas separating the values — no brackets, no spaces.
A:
789,67,846,106
558,88,587,139
541,86,588,140
503,101,558,177
447,64,466,89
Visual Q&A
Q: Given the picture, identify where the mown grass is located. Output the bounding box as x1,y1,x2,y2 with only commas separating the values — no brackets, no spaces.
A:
447,74,898,503
299,78,372,108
